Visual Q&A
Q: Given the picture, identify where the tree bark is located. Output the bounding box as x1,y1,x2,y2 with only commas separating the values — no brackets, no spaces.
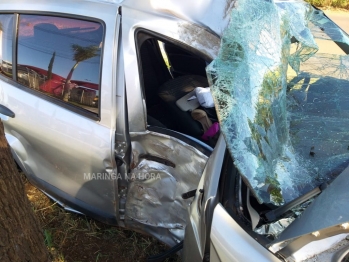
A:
62,62,79,102
0,121,49,262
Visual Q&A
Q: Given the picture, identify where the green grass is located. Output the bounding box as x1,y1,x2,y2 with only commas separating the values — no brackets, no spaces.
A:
306,0,349,9
44,229,54,248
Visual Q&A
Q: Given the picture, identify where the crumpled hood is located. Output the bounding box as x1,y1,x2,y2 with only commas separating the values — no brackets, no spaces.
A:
207,0,349,205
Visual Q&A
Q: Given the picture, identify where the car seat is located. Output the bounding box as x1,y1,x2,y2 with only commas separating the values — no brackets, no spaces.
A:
158,75,209,137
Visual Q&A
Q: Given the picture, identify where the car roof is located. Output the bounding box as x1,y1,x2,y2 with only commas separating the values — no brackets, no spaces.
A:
0,0,120,19
0,0,234,37
121,0,233,36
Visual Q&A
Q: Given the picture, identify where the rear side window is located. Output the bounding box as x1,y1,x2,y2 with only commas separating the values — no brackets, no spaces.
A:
17,15,103,114
0,15,14,79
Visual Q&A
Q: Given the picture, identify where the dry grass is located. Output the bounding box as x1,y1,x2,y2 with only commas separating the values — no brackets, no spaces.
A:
306,0,349,9
22,173,180,262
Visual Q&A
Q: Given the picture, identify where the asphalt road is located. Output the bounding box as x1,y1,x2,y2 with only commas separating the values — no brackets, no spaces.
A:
312,10,349,55
324,10,349,34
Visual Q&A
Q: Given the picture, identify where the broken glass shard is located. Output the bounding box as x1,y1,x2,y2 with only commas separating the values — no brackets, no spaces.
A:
207,0,349,205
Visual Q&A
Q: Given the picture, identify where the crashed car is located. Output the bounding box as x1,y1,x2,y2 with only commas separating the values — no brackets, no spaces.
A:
0,0,349,260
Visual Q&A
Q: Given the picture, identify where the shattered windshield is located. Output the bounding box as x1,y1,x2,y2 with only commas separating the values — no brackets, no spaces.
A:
207,0,349,205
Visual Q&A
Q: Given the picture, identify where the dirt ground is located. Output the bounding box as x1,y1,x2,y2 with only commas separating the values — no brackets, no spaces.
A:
23,174,180,262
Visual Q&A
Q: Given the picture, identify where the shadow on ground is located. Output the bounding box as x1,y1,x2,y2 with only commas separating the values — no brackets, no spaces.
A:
23,173,180,262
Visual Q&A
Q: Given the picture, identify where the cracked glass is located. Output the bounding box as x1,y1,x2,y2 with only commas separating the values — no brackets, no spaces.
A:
207,0,349,205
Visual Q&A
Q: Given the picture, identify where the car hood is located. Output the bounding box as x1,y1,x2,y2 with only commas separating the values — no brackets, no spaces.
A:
207,0,349,206
275,163,349,243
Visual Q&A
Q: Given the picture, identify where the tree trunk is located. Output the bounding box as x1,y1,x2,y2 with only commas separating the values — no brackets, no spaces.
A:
47,51,56,81
0,121,49,262
62,62,79,102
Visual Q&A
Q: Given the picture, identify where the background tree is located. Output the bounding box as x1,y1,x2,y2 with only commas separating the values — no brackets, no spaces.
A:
47,51,56,81
62,44,99,102
0,121,49,262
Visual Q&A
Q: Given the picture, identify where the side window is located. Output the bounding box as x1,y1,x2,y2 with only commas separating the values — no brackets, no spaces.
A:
0,14,14,79
17,15,103,114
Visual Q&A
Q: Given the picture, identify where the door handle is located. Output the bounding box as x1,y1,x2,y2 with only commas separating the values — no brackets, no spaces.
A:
0,105,15,118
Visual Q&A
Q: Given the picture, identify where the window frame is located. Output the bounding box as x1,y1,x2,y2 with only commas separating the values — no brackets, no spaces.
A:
134,28,212,123
0,14,15,80
0,11,106,121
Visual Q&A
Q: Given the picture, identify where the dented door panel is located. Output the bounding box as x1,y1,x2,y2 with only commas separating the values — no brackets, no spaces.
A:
125,131,208,246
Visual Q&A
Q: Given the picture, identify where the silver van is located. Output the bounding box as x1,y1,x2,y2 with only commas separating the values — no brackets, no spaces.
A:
1,0,349,261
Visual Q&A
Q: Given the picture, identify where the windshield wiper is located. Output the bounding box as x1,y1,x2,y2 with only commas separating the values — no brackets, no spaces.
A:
263,182,329,223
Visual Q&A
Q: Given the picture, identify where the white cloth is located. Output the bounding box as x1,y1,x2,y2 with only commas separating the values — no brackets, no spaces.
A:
195,87,214,108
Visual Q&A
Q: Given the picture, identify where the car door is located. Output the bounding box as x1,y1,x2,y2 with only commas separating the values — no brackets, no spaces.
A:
209,204,280,262
0,2,122,224
121,5,218,247
181,135,280,261
182,135,226,261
